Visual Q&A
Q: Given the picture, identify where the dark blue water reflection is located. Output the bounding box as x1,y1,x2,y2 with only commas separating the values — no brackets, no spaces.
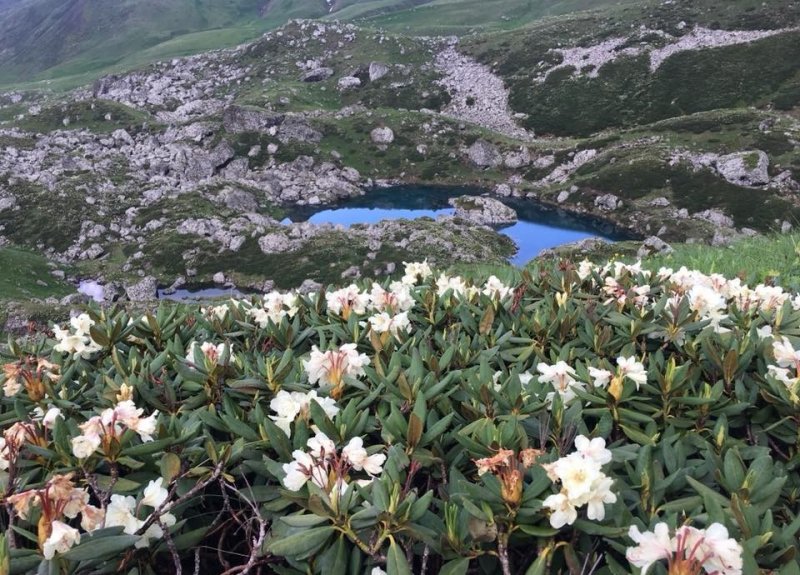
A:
284,186,625,266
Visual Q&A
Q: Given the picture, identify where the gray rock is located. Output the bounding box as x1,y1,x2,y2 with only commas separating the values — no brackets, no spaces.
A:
277,116,322,143
503,147,531,169
694,209,734,228
340,266,361,279
650,197,671,207
258,233,294,254
125,276,158,302
337,76,361,90
302,67,334,82
217,188,258,213
213,272,226,284
369,62,389,82
716,151,769,187
782,221,793,234
467,139,501,168
450,196,517,226
637,236,674,258
370,127,395,145
298,279,323,294
556,190,571,204
594,194,621,211
223,106,284,133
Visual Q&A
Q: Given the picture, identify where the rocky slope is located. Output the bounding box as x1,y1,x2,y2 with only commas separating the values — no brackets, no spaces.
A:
0,2,799,318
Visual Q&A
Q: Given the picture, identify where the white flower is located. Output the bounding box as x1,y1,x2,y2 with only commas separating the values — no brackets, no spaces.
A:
436,274,476,300
585,476,616,520
574,435,612,466
80,504,105,532
537,361,583,405
303,344,370,388
371,568,387,575
70,313,95,337
482,276,511,299
141,478,169,508
368,312,411,337
696,523,743,575
105,495,142,534
269,390,339,437
768,365,797,389
617,356,647,389
62,488,89,519
42,407,63,429
42,520,81,559
71,434,101,459
756,325,773,340
307,431,336,459
326,284,369,317
401,260,432,285
773,337,800,368
342,437,386,476
626,523,674,574
282,450,328,491
132,411,158,442
548,452,601,501
588,367,612,388
542,492,578,528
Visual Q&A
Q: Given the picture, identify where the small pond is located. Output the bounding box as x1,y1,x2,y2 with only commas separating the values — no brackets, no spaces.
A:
284,186,624,266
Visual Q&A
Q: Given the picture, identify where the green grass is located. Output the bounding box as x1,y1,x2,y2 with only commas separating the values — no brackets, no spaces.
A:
0,247,73,300
640,233,800,288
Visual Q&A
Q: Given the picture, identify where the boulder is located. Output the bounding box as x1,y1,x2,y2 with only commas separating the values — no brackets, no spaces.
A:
637,236,674,258
503,147,531,169
449,196,517,226
369,62,389,82
716,151,769,187
222,106,284,133
277,116,322,143
467,139,501,168
694,209,734,228
594,194,621,211
337,76,361,91
302,67,334,82
258,233,294,254
371,126,395,145
125,276,158,302
213,272,226,284
298,279,323,294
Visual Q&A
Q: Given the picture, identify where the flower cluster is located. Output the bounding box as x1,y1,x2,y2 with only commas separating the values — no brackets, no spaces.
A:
269,389,339,436
185,340,232,368
251,291,300,327
282,431,386,495
71,400,158,459
303,343,370,399
52,313,103,359
7,474,174,560
535,355,647,406
2,356,59,399
542,436,616,528
626,522,743,575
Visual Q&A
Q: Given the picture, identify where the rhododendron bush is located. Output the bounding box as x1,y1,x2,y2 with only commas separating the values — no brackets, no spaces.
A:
1,260,800,574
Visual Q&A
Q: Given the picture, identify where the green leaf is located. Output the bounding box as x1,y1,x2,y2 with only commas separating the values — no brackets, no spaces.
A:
387,539,412,575
160,452,182,482
266,526,334,559
438,557,470,575
62,535,141,561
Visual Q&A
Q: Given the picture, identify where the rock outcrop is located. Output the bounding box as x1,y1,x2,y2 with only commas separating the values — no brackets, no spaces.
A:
449,196,517,226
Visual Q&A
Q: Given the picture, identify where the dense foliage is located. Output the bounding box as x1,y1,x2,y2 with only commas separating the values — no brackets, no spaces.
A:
2,259,800,574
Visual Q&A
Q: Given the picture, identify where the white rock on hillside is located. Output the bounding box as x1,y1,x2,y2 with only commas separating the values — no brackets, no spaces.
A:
716,151,770,187
449,196,517,226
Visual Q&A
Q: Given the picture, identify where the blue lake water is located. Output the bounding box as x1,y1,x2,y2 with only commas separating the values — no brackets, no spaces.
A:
284,186,623,266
